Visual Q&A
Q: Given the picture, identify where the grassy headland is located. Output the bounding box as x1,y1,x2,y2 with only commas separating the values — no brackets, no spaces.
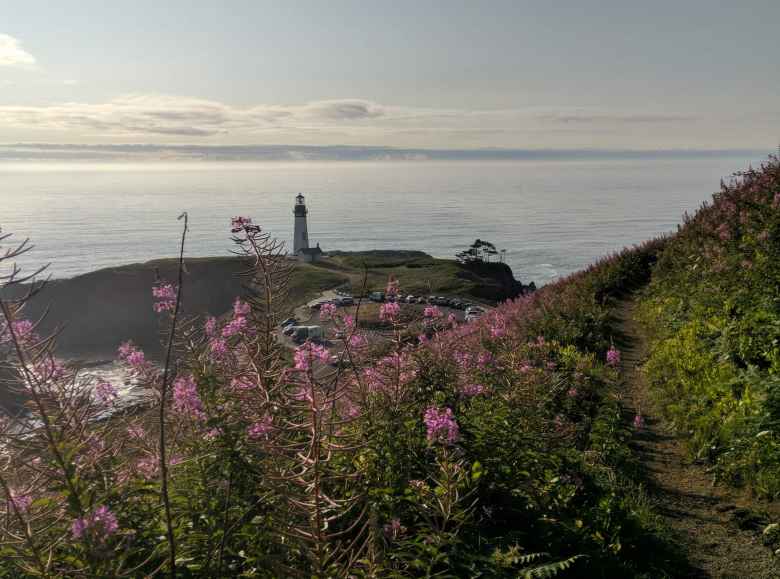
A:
3,250,525,362
297,249,528,303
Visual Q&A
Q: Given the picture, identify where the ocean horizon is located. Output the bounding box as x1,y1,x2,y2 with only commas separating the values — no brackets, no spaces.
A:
1,152,769,286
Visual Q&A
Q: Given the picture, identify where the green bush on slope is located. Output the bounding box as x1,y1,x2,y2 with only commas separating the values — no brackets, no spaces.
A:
639,156,780,496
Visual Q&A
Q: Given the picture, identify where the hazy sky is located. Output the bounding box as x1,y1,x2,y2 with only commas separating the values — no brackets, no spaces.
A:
1,0,779,150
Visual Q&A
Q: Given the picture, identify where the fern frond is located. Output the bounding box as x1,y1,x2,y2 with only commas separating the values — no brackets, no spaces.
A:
520,554,585,578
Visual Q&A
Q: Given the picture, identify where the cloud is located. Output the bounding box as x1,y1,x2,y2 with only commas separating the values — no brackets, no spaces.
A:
0,95,391,138
537,111,695,124
300,99,384,120
0,34,36,68
0,93,772,149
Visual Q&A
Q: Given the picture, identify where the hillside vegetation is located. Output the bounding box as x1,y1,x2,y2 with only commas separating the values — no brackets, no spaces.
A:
0,217,675,577
638,157,780,497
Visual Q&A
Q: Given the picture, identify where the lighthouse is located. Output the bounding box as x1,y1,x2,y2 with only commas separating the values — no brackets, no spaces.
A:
293,194,323,262
293,193,309,254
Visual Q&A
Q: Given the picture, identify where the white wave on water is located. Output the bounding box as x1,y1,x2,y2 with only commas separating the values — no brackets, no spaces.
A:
76,361,153,410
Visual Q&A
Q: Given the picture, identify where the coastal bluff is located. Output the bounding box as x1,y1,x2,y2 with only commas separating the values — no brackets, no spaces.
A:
1,251,530,363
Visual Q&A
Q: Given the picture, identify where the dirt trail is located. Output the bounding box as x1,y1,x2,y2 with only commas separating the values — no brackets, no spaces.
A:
616,300,778,578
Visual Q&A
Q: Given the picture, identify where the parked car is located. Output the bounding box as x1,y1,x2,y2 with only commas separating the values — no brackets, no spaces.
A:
369,292,385,302
336,296,354,306
405,295,416,303
283,325,296,336
280,317,296,327
292,325,324,343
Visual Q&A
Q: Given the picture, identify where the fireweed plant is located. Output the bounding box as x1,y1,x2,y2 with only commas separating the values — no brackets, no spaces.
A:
0,215,677,577
639,156,780,497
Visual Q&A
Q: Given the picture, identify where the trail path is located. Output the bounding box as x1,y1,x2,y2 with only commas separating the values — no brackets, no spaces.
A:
616,300,778,578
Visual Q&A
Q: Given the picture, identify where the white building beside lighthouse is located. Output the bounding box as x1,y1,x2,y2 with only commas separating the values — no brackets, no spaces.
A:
293,193,323,262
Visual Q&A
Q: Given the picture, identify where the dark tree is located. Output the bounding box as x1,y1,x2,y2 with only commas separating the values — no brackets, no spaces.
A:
456,239,498,264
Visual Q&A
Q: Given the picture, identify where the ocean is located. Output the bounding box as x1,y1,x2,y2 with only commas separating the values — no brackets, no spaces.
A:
0,155,765,286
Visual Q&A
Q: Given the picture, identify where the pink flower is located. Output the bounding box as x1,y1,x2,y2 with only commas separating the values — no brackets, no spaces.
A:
461,383,486,397
633,414,645,429
204,316,217,337
379,302,401,322
489,315,507,339
320,302,337,320
233,298,251,317
247,414,274,439
10,320,35,343
9,492,32,513
349,333,367,348
343,315,356,330
118,342,146,368
447,313,457,327
423,305,442,319
172,374,205,420
606,346,621,367
423,406,460,444
71,506,118,542
567,387,578,398
476,352,494,368
210,338,228,360
152,282,177,313
231,216,256,232
385,276,399,297
294,342,330,371
204,427,222,441
95,381,118,405
222,316,248,337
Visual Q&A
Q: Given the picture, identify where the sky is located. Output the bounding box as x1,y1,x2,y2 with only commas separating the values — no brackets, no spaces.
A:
1,0,779,152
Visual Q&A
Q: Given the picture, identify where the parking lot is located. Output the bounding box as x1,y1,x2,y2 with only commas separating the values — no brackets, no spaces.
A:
278,292,489,356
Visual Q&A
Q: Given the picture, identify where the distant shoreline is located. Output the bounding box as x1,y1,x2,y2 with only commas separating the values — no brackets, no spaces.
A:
0,143,767,164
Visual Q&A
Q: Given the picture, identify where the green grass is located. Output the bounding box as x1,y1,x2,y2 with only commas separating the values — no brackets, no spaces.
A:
291,250,520,304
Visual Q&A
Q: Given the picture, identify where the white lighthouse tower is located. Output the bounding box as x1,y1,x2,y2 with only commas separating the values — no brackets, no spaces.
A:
293,193,310,254
293,193,323,262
